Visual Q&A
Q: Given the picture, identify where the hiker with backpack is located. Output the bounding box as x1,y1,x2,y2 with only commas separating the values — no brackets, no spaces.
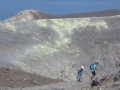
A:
77,66,84,82
90,60,99,80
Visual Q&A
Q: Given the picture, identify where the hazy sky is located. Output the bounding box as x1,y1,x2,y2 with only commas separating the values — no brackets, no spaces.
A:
0,0,120,20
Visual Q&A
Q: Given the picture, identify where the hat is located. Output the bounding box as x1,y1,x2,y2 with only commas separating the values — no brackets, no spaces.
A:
81,66,84,70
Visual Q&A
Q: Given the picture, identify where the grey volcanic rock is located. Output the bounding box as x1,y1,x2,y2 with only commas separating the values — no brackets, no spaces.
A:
114,70,120,81
0,14,120,82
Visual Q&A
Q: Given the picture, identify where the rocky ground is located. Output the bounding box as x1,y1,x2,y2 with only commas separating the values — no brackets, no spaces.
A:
0,67,63,90
0,67,119,90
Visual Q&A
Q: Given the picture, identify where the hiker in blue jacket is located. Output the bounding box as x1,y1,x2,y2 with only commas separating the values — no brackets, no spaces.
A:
90,60,99,80
77,66,84,82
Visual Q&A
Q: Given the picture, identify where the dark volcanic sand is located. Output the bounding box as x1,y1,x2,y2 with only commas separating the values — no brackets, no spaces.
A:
0,67,63,88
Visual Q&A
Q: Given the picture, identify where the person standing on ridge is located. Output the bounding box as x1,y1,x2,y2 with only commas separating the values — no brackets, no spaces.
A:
90,60,99,80
77,66,84,82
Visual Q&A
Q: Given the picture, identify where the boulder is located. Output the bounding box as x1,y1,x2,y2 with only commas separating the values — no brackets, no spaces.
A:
114,70,120,82
91,77,100,87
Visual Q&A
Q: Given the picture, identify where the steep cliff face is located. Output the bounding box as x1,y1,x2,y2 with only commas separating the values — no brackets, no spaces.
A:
0,15,120,81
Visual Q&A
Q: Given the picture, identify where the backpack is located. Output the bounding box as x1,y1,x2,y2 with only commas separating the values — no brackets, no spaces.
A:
90,63,95,70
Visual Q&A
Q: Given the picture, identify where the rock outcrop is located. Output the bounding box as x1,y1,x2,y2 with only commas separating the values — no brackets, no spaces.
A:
114,70,120,81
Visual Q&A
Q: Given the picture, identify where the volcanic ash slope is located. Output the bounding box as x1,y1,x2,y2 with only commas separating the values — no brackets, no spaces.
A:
0,15,120,81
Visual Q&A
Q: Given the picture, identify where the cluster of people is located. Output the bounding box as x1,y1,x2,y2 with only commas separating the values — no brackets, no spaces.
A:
77,60,99,82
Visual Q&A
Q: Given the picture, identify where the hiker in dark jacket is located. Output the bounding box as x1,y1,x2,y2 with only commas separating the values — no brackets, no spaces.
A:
77,66,84,82
90,60,99,80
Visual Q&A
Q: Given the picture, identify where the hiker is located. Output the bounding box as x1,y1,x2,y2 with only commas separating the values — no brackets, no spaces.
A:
90,60,99,80
77,66,84,82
